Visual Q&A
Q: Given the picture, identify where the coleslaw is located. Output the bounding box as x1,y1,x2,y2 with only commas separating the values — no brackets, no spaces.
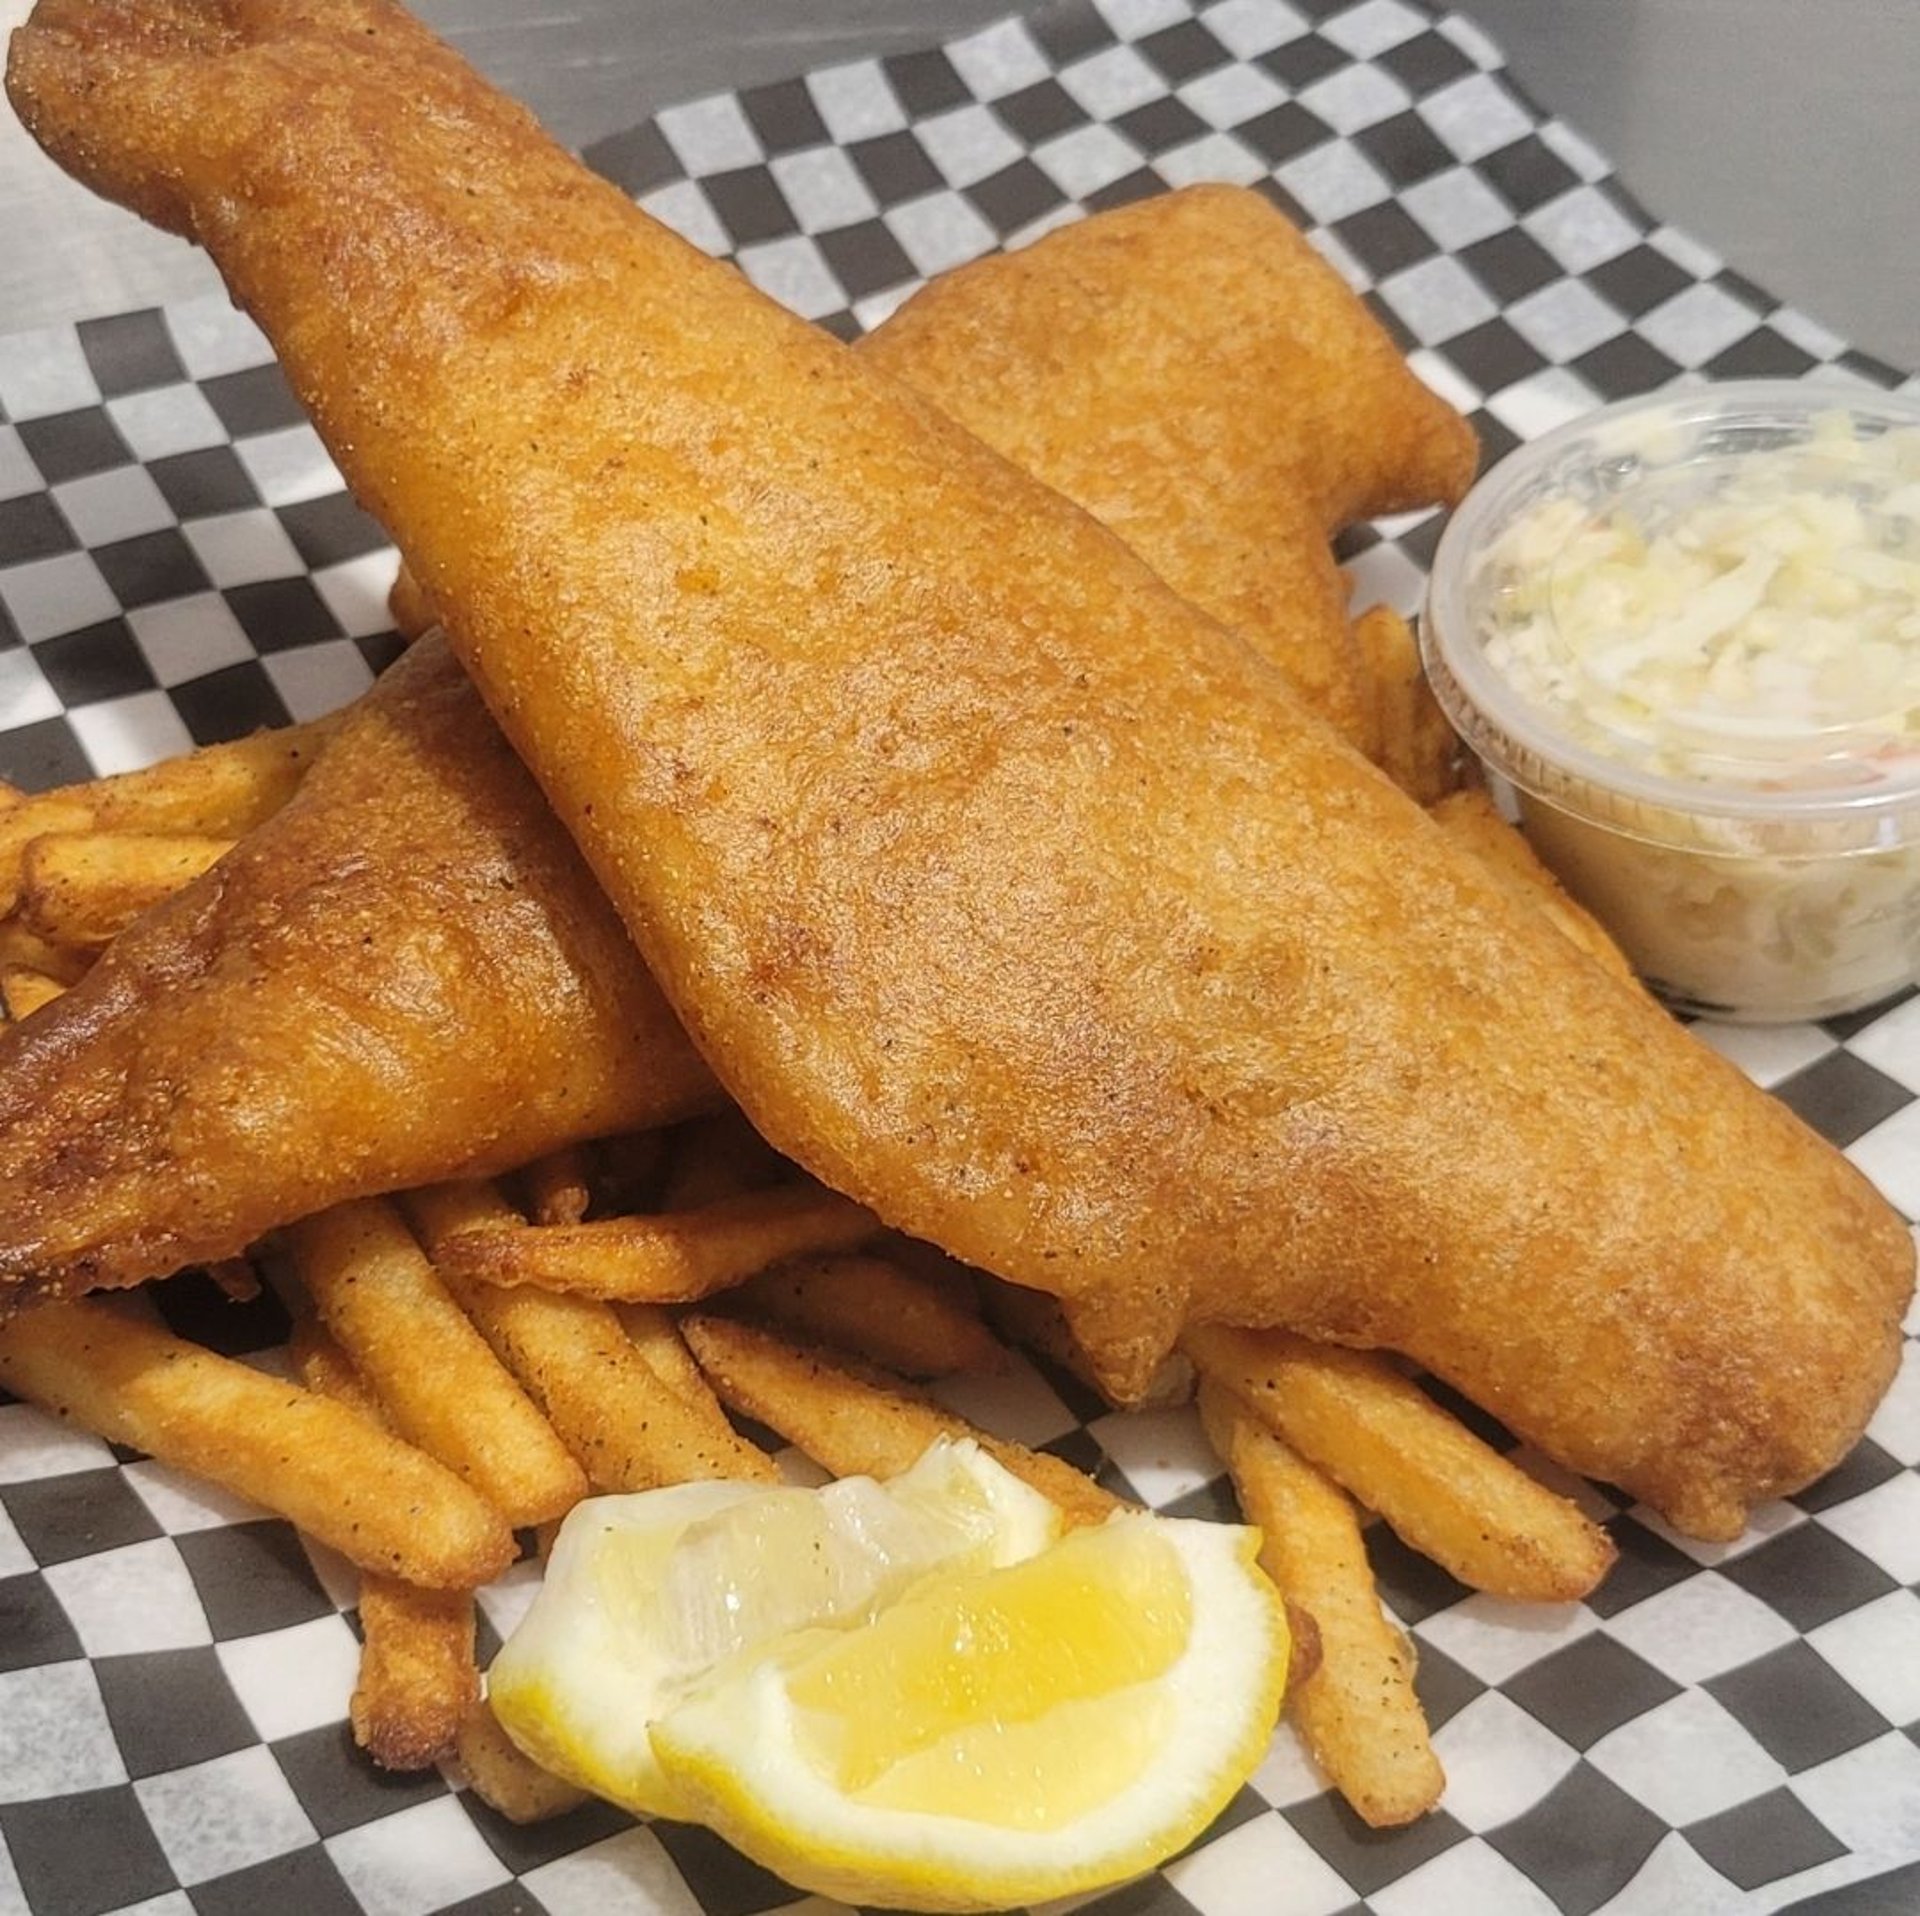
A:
1422,382,1920,1022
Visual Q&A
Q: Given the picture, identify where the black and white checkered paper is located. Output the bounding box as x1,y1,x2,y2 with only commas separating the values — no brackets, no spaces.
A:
2,1,1918,1911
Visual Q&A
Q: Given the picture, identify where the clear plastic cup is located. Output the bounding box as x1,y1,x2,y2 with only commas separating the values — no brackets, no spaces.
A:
1421,380,1920,1024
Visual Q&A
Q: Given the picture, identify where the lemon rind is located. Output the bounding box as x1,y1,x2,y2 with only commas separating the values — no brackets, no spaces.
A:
648,1516,1289,1915
487,1442,1063,1826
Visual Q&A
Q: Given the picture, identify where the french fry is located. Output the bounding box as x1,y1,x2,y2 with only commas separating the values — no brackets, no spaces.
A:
355,1579,480,1771
205,1258,262,1303
520,1146,592,1226
1,966,68,1021
404,1182,775,1489
609,1299,771,1481
401,1179,516,1254
0,1298,513,1588
1183,1326,1616,1601
0,797,92,911
388,563,438,642
682,1313,1123,1527
660,1106,794,1209
19,830,236,948
286,1197,587,1526
289,1321,478,1770
433,1184,881,1304
980,1275,1196,1407
740,1253,1008,1378
0,716,340,915
1199,1382,1443,1827
286,1314,382,1415
615,1302,715,1404
457,1694,586,1824
1352,603,1468,807
1282,1598,1324,1701
0,918,91,984
1429,787,1640,986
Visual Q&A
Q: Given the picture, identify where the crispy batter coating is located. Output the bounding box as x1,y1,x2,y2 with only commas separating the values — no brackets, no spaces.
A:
0,190,1455,1302
0,637,714,1297
8,0,1913,1537
864,186,1477,753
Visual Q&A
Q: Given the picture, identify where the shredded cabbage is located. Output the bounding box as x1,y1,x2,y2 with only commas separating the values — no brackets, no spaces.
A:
1467,408,1920,1019
1519,796,1920,1020
1477,411,1920,788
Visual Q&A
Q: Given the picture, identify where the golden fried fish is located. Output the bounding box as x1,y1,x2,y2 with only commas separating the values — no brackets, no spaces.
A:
9,0,1912,1537
0,187,1470,1301
863,183,1477,751
0,636,713,1299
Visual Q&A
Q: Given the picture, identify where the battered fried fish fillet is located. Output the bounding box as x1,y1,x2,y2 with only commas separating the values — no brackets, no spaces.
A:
392,186,1473,758
0,189,1475,1300
10,0,1913,1538
0,636,714,1299
863,186,1476,753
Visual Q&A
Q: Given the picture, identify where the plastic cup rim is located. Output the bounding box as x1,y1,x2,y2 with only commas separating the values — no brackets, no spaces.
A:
1421,376,1920,847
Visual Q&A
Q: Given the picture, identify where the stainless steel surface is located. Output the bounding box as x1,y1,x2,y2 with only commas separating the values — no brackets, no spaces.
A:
1453,0,1920,373
1,0,1916,372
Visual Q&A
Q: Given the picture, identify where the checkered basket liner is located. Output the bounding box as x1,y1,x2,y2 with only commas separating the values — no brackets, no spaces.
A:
0,2,1916,1912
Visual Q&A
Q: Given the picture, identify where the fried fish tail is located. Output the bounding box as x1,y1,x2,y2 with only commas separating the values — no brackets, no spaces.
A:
0,638,716,1300
11,0,1912,1540
863,184,1477,754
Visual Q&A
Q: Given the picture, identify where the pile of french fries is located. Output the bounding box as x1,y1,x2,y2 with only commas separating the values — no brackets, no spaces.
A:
0,716,339,1017
0,714,1622,1839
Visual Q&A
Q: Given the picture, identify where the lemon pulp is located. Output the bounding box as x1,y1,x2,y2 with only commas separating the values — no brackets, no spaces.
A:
494,1441,1290,1913
487,1440,1062,1817
788,1522,1189,1822
648,1510,1289,1911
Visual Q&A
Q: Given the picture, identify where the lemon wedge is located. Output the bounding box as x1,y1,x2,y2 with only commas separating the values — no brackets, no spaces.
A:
493,1438,1289,1910
649,1510,1288,1911
488,1438,1063,1818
